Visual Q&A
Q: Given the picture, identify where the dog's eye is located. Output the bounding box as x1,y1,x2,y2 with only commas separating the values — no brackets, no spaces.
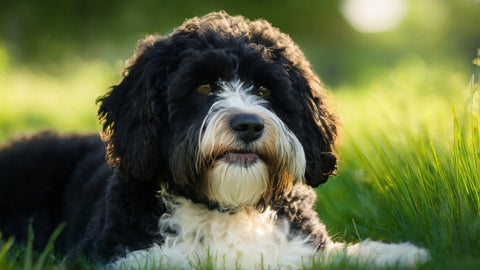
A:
256,86,271,97
197,81,212,94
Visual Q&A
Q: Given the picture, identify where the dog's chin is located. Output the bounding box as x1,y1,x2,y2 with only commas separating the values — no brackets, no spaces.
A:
203,154,269,210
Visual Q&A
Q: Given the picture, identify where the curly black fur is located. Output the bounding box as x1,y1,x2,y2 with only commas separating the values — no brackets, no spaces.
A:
0,11,339,264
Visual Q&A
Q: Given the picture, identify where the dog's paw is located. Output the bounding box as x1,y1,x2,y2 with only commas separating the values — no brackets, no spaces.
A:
348,239,429,268
325,239,429,268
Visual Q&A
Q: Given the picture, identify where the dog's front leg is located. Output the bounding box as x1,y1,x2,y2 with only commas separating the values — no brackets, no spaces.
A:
276,183,331,250
80,173,164,263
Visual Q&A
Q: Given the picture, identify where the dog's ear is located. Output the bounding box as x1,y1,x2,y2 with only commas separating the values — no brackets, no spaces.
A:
290,69,340,187
304,87,340,187
97,35,170,180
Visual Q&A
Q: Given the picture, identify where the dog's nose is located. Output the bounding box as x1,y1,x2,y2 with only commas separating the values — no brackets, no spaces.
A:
230,114,264,143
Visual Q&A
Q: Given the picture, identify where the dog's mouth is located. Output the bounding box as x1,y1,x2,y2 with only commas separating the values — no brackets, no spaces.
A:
219,150,260,167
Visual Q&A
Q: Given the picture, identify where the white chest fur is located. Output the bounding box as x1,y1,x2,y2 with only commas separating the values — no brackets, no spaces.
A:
111,197,316,269
110,196,429,269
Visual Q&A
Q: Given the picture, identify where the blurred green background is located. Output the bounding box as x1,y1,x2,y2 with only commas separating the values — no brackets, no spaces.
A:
1,0,479,86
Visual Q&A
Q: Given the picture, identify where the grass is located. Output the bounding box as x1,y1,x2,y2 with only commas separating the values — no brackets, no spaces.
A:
315,55,480,269
0,59,120,141
1,53,479,269
0,221,66,270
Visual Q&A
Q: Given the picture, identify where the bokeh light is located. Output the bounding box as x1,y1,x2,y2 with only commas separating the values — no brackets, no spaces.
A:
341,0,407,33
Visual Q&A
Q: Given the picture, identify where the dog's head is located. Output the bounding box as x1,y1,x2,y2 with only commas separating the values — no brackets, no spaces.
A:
98,11,340,210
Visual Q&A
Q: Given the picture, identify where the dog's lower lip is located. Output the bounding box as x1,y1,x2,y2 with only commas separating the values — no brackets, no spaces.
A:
222,152,260,165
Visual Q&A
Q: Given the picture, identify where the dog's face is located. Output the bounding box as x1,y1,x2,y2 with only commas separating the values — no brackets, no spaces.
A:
98,12,339,210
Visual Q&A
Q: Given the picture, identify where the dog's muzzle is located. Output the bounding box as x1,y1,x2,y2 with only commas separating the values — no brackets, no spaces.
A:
196,79,306,210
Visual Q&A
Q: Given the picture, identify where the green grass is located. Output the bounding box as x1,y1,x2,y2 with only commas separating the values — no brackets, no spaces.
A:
315,55,480,269
0,221,66,270
1,54,479,269
0,60,120,141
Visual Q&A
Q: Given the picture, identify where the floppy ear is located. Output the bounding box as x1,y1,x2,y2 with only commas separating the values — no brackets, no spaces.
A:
97,35,170,180
290,69,340,187
304,87,340,187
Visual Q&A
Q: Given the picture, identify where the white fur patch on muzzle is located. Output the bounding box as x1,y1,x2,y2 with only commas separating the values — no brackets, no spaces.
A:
196,79,306,209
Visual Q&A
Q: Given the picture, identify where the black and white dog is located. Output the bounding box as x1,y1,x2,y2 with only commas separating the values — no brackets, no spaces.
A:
0,12,428,269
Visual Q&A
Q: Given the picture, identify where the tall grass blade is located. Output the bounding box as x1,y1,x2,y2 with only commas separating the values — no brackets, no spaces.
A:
24,220,34,270
0,235,15,261
33,223,66,270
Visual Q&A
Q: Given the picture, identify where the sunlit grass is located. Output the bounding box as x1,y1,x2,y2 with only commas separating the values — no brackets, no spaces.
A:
1,54,479,269
0,60,120,140
315,55,480,269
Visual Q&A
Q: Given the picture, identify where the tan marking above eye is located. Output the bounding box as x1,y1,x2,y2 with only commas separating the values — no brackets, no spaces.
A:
197,81,212,94
256,86,271,97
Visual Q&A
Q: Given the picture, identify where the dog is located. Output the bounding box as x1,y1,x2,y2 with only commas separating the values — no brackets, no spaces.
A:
0,11,428,269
